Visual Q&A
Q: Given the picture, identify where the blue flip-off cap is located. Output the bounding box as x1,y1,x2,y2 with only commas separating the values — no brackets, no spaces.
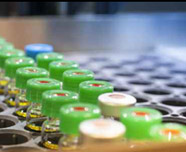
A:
25,43,53,60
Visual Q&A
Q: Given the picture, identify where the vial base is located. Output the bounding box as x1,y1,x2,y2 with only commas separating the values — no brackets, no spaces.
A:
26,103,46,132
4,80,19,107
59,135,79,151
41,119,61,150
25,117,47,132
14,106,28,120
42,134,61,150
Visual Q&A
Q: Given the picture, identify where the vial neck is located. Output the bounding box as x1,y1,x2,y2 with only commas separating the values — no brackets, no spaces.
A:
31,102,41,107
48,117,59,122
9,78,16,84
20,89,26,94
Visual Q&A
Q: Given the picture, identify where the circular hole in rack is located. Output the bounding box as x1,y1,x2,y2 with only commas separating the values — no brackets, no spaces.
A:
180,111,186,118
167,82,186,89
2,147,41,152
170,69,186,75
0,115,18,128
102,65,121,69
150,75,172,80
0,130,31,145
142,105,170,116
89,57,109,62
114,87,129,92
132,95,149,103
161,98,186,107
128,80,152,86
95,78,113,82
144,88,171,95
163,117,186,126
0,104,6,113
115,72,136,77
171,114,179,117
136,67,155,72
121,60,140,65
155,62,174,67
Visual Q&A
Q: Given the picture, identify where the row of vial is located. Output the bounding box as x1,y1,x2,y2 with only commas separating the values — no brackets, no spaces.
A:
0,37,185,151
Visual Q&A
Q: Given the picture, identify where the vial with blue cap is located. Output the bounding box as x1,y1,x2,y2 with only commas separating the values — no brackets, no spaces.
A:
25,44,53,60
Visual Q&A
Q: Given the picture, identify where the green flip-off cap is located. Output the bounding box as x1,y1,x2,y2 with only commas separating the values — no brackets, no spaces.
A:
26,78,61,103
16,67,49,89
0,42,14,50
0,37,6,44
36,52,64,70
49,60,79,81
79,80,114,105
150,123,186,142
0,49,25,69
42,90,78,118
60,103,101,135
5,57,35,79
120,107,162,140
62,69,94,93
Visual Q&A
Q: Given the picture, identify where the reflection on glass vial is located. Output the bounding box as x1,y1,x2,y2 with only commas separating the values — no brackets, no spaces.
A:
26,103,46,132
4,79,20,107
41,118,61,150
58,134,79,151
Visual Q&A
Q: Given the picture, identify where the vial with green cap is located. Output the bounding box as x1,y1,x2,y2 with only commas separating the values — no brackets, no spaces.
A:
98,92,136,120
150,123,186,142
0,49,25,95
120,107,162,140
0,42,14,51
0,37,6,45
36,52,64,70
14,67,49,119
79,80,114,105
49,60,79,82
4,57,34,107
58,103,101,151
26,78,61,132
41,90,78,150
62,69,94,93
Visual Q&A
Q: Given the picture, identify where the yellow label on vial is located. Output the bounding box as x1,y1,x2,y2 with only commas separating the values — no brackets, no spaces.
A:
0,80,8,86
15,110,27,118
15,110,41,118
43,141,58,150
26,124,42,132
8,89,20,95
0,89,4,94
6,100,30,107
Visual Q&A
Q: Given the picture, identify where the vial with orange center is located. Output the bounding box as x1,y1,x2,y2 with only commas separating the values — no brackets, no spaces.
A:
14,67,49,119
62,69,94,93
0,49,25,95
120,107,162,140
58,103,101,151
41,90,78,150
36,52,64,70
25,78,61,133
4,57,34,107
79,80,114,105
98,92,136,120
150,123,186,142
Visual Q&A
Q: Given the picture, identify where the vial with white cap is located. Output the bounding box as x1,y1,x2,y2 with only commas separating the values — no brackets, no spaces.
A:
79,119,126,145
98,92,136,120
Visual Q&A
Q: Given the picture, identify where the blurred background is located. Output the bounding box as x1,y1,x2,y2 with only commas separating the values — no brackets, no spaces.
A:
0,2,186,58
1,2,186,16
